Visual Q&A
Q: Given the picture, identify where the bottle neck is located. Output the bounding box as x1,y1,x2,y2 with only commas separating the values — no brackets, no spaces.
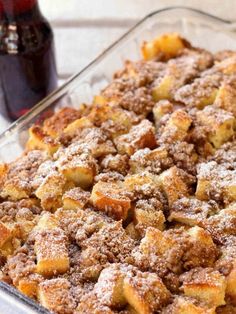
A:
0,0,42,21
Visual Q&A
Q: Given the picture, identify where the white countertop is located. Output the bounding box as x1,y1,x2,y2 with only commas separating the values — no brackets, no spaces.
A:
1,0,236,133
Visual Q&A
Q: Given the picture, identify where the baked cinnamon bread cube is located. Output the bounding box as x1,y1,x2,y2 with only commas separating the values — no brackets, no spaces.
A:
214,79,236,117
114,120,156,156
43,107,82,138
35,171,68,211
153,100,174,126
123,270,171,313
169,197,218,226
181,268,226,307
62,116,93,137
94,264,126,309
141,33,188,61
62,187,90,210
56,143,97,189
90,181,131,220
38,278,75,313
162,296,216,314
34,214,69,276
18,278,39,298
196,106,235,148
27,125,60,155
225,260,236,305
158,166,189,206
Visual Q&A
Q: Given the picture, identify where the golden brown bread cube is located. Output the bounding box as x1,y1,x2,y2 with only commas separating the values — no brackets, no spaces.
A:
134,206,165,235
56,144,97,189
129,147,171,175
158,166,189,206
215,56,236,75
162,296,216,314
139,227,174,257
174,73,220,109
94,264,127,309
124,171,159,193
34,217,69,277
26,125,60,155
43,107,82,138
38,278,75,313
168,197,217,226
160,109,192,142
88,103,136,138
196,106,235,149
62,187,90,210
214,79,236,116
35,171,68,211
90,181,131,220
0,222,12,247
141,33,189,61
185,226,218,268
196,161,236,204
18,278,39,298
62,116,93,137
182,268,226,307
77,292,116,314
114,120,156,156
123,270,171,313
153,100,174,126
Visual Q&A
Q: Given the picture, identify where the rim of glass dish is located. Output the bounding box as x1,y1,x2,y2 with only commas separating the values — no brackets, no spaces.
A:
0,6,232,143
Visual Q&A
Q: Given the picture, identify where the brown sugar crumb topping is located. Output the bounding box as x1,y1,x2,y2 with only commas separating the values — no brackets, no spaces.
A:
1,33,236,313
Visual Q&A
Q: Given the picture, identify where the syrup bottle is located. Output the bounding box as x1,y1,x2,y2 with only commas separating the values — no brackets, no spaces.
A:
0,0,57,121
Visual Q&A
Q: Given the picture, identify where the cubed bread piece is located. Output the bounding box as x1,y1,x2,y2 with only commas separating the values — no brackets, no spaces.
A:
141,33,189,61
134,206,165,235
169,197,217,226
62,187,90,210
214,79,236,116
158,166,189,206
38,278,75,313
153,100,174,126
18,278,39,298
196,106,235,148
0,222,12,247
124,171,160,196
162,296,216,314
63,116,93,137
185,226,218,268
182,268,226,307
139,227,174,256
101,154,129,176
123,270,171,313
74,127,116,158
129,147,171,175
90,181,131,220
174,74,220,109
114,120,156,156
36,212,59,230
43,107,81,138
94,264,126,308
35,228,69,277
35,172,68,211
196,161,236,204
26,125,60,155
226,261,236,305
160,109,192,142
0,180,30,201
77,292,116,314
56,144,97,189
88,103,136,138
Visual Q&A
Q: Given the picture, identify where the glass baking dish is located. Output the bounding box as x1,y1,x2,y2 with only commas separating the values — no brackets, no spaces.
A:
0,6,236,313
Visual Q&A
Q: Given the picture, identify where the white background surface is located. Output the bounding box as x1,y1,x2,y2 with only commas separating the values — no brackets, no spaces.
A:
1,0,236,132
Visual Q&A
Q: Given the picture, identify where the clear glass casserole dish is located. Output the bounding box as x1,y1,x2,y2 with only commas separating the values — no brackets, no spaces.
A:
0,6,236,313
